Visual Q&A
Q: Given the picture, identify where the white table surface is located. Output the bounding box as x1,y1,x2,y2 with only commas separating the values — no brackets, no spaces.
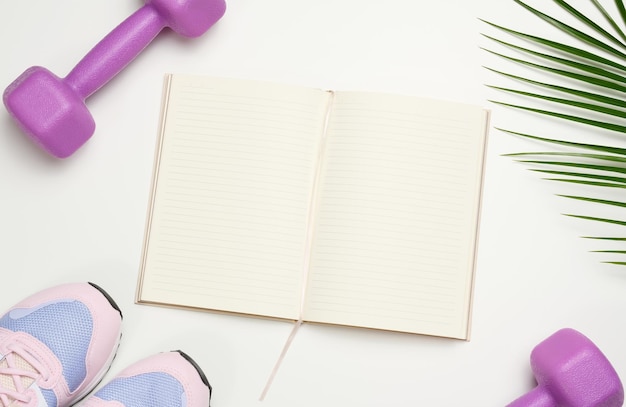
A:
2,1,626,406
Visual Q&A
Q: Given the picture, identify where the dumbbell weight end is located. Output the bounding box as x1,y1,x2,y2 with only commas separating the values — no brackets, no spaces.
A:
507,386,555,407
506,328,624,407
3,0,226,158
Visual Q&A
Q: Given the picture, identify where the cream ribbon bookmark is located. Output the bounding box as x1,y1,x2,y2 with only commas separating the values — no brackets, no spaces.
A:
259,91,335,401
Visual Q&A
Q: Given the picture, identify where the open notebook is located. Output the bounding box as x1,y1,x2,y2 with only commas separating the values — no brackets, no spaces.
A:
136,74,489,340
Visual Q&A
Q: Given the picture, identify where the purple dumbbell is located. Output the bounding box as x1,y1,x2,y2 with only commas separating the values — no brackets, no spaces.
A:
507,328,624,407
3,0,226,158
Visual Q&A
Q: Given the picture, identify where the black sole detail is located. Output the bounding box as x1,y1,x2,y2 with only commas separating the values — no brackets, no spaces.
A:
88,282,123,319
176,350,212,397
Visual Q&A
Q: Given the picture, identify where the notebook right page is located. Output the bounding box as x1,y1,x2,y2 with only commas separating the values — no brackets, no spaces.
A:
303,91,489,339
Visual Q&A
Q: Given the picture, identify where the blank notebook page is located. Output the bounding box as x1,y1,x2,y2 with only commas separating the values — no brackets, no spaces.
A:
303,91,488,338
138,75,330,320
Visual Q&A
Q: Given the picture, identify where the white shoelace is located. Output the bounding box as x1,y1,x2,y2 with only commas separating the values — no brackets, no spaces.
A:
0,344,48,407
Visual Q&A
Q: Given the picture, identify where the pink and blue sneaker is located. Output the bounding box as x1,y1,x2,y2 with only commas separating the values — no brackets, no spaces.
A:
0,282,123,407
82,351,212,407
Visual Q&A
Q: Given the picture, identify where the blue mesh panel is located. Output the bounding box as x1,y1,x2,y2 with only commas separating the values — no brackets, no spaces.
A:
41,388,57,407
0,300,92,392
95,372,185,407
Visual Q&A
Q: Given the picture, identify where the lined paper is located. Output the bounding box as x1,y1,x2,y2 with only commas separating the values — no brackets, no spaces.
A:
137,75,488,339
303,92,488,338
138,75,330,319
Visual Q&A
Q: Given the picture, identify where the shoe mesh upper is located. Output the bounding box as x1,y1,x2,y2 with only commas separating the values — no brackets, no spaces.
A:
94,372,185,407
0,300,93,392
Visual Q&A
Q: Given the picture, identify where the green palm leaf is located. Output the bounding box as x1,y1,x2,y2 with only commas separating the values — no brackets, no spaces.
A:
498,130,626,155
484,49,626,93
511,0,626,58
489,87,626,119
617,0,626,27
482,35,626,82
483,0,626,264
554,0,626,48
481,20,626,71
589,0,626,43
559,195,626,207
485,67,626,108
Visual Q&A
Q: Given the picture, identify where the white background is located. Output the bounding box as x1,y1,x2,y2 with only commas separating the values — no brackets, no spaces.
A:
2,1,626,406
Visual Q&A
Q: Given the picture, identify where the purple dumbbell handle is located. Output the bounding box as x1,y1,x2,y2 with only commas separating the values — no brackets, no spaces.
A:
507,386,555,407
64,5,165,100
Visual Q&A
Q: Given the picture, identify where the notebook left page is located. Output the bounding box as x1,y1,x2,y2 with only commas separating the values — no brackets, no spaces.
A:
137,75,331,320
